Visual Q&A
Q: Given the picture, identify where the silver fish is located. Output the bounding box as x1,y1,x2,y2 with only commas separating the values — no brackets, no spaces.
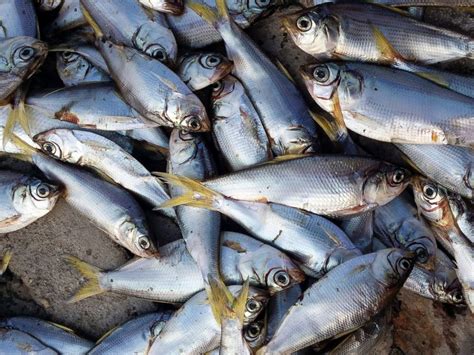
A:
26,83,157,131
177,52,233,91
284,3,474,64
88,311,173,355
32,153,158,258
0,0,37,38
374,195,437,266
0,37,48,101
49,0,87,33
158,175,361,277
166,0,274,48
211,75,272,171
33,129,173,217
139,0,184,15
66,231,303,303
0,171,61,233
160,155,410,218
148,286,268,355
56,51,111,86
0,317,93,355
301,62,474,147
190,0,318,155
259,249,415,354
36,0,64,12
168,129,220,283
397,144,474,199
340,212,374,253
81,0,177,64
0,328,57,355
97,40,210,132
244,320,266,351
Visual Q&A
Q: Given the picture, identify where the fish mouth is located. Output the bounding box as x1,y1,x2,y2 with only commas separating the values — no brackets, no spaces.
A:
210,61,233,83
158,0,184,15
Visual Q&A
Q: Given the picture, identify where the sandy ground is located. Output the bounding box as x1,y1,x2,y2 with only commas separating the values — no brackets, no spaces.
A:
1,3,474,354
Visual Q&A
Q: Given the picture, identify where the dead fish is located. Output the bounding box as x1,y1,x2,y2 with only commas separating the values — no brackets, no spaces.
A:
340,212,374,253
56,50,111,86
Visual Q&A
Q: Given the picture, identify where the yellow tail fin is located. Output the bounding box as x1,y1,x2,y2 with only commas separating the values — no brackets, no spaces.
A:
187,0,229,26
64,255,105,303
0,248,12,276
208,275,249,325
153,172,221,210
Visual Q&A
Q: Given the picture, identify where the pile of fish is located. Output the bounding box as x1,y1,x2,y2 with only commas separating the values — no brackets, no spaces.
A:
0,0,473,353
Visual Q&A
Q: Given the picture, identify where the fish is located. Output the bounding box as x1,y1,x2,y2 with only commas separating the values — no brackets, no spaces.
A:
139,0,184,15
31,153,158,258
412,177,474,311
0,0,37,38
0,170,61,233
88,311,173,355
33,129,174,218
48,0,87,34
374,195,437,266
301,62,474,147
36,0,64,12
80,0,178,65
284,3,474,65
96,40,210,131
168,129,220,283
0,317,93,355
340,212,374,253
0,37,48,101
65,231,304,303
166,0,275,48
56,50,111,86
189,0,319,155
397,144,474,199
158,154,410,218
210,75,273,171
26,83,158,131
207,277,252,355
147,285,268,354
0,328,58,354
157,171,361,277
243,319,266,351
258,248,415,354
177,52,233,91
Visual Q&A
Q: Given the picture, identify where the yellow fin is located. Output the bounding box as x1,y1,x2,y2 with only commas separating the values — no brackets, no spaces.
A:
215,0,230,20
95,324,120,344
0,248,12,275
309,109,347,144
331,90,346,132
17,99,29,136
80,5,103,38
9,134,36,156
64,255,105,303
46,322,76,334
153,173,221,210
208,275,249,325
414,72,449,89
265,154,307,164
2,106,17,150
187,1,218,25
371,24,402,64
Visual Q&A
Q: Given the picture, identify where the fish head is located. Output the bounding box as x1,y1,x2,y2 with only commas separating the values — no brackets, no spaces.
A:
34,129,83,164
119,220,159,258
37,0,63,12
396,219,437,267
210,75,241,103
412,177,451,228
244,320,266,350
56,51,92,86
0,37,48,99
15,177,62,214
263,256,305,294
133,22,178,66
283,7,339,56
177,52,233,91
244,287,268,325
432,273,464,305
372,248,415,288
174,97,211,132
363,164,411,208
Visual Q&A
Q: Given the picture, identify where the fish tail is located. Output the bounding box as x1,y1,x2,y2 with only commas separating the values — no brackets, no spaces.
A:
0,248,12,275
208,275,249,325
64,255,105,303
153,172,223,211
80,4,103,38
187,0,229,27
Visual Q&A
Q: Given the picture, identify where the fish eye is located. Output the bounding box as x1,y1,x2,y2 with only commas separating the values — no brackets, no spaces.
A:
244,323,261,340
138,236,151,250
392,169,405,184
450,290,463,303
19,46,36,61
296,15,312,32
42,142,59,157
398,258,411,271
62,51,78,62
414,247,428,263
423,184,438,200
273,270,290,287
36,184,51,198
256,0,271,8
205,55,221,68
146,45,167,62
211,81,222,92
186,116,202,131
246,299,261,313
312,65,330,83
